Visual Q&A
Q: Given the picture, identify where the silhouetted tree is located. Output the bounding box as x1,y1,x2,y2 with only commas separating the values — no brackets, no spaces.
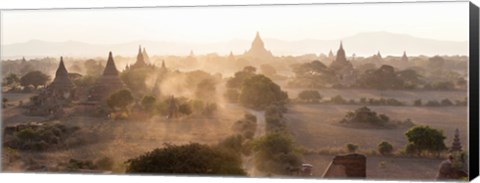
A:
125,143,246,175
405,125,447,157
239,75,288,109
20,70,50,89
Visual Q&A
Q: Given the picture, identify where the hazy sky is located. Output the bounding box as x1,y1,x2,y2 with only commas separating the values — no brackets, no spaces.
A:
1,2,469,45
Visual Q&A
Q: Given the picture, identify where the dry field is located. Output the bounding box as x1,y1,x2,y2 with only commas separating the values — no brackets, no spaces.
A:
284,102,468,180
2,100,246,173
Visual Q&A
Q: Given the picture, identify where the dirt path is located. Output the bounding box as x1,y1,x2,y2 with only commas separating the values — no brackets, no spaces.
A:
244,109,266,177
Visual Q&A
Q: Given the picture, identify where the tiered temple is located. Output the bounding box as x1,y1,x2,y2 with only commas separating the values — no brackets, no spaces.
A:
451,128,462,152
130,46,148,70
244,32,273,59
89,52,125,101
329,42,355,86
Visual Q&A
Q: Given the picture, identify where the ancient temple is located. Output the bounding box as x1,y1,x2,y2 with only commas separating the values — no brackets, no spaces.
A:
451,128,462,152
28,57,74,117
328,50,335,61
130,46,148,70
244,32,274,59
329,42,355,87
89,52,125,101
142,48,150,65
49,57,74,96
401,51,408,62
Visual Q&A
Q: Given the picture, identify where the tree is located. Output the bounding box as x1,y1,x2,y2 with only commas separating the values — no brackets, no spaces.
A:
378,141,394,155
195,78,216,101
141,95,156,112
4,73,20,86
239,75,288,109
106,89,134,111
84,59,104,76
252,132,302,174
298,90,322,103
346,144,358,153
226,67,257,89
125,143,246,175
20,70,50,89
404,125,447,156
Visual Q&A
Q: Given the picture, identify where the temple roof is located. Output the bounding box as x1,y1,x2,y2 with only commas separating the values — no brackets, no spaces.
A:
132,45,147,68
103,52,119,76
335,42,347,63
51,57,73,90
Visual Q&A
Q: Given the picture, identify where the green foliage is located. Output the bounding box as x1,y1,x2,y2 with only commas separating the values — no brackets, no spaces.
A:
20,70,50,89
346,144,358,153
4,73,20,86
106,89,134,111
404,125,447,156
125,143,246,175
120,67,155,95
289,60,336,88
252,132,302,174
226,66,257,89
239,75,288,110
340,106,390,127
298,90,322,103
6,124,79,151
232,114,257,139
217,134,245,155
356,65,418,90
378,141,394,155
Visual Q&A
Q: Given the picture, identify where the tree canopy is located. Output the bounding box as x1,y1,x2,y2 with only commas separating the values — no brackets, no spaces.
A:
106,89,134,111
20,70,50,89
125,143,246,175
239,74,288,109
404,125,447,156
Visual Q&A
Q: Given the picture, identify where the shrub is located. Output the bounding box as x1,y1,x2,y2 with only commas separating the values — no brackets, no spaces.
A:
346,144,358,153
330,95,347,104
404,125,447,157
297,90,322,103
378,141,394,155
252,132,302,174
125,143,246,175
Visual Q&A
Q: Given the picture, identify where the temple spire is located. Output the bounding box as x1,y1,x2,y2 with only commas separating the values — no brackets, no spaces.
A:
335,41,347,63
103,51,119,76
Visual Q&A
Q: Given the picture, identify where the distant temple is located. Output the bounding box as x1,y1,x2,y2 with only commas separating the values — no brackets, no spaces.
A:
401,51,408,62
142,48,150,65
130,46,148,70
28,57,75,117
49,57,74,96
244,32,273,59
167,95,178,119
89,52,125,101
450,128,462,152
329,42,355,87
328,50,335,61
